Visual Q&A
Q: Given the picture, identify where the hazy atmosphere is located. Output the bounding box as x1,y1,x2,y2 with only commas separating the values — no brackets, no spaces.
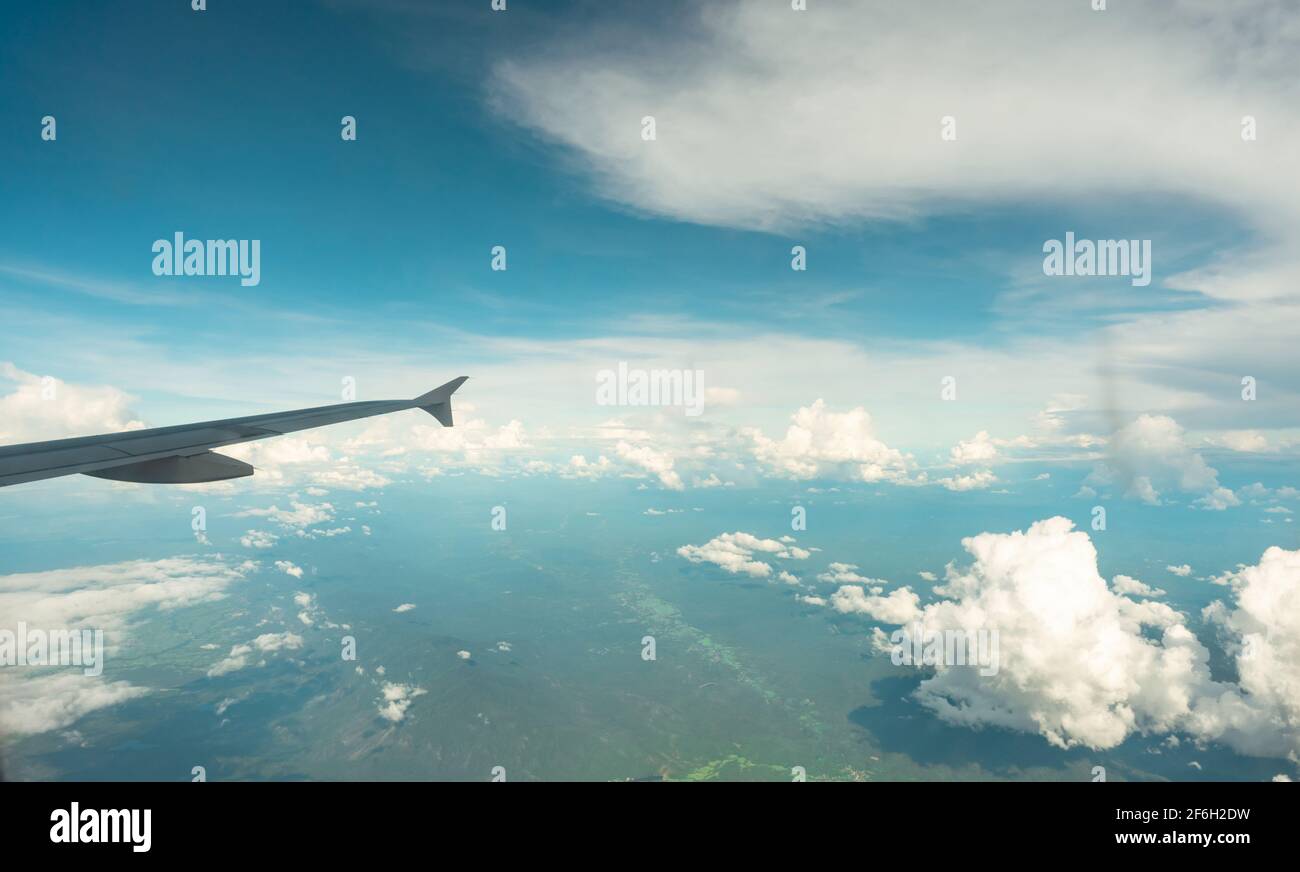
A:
3,0,1299,783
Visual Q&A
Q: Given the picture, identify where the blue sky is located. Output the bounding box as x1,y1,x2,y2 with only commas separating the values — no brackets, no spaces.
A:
4,0,1300,776
0,1,1264,392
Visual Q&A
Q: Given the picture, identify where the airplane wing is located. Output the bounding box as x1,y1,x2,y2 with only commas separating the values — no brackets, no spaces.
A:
0,376,468,488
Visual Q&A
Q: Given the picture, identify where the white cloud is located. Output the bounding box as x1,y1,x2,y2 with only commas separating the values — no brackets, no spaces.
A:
692,473,729,488
464,0,1300,474
276,561,304,579
484,419,529,449
1208,431,1272,453
949,431,999,466
822,516,1300,760
937,469,997,492
746,400,913,484
492,0,1300,232
239,529,278,550
565,453,614,480
816,562,881,586
292,590,320,625
1199,547,1300,757
219,436,330,482
850,518,1217,750
0,556,252,640
298,526,351,540
392,603,416,613
0,362,145,444
1112,575,1166,598
407,415,536,470
1197,487,1243,511
830,586,921,624
376,681,426,722
236,501,336,529
179,427,387,494
206,632,303,677
677,531,810,578
1088,415,1239,509
310,464,391,492
1167,564,1193,577
614,441,683,490
0,673,150,737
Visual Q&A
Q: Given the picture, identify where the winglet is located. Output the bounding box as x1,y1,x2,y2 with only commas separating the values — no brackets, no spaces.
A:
414,376,468,427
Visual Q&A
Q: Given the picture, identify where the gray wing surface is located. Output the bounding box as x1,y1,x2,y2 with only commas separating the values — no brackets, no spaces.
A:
0,376,468,488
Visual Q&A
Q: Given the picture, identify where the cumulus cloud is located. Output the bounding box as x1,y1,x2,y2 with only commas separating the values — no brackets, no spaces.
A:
392,603,416,613
825,516,1300,760
677,532,810,578
239,530,278,550
937,469,997,492
292,590,319,624
236,501,335,529
746,400,913,484
816,562,882,586
1199,547,1300,758
218,436,330,482
1088,415,1239,509
830,586,921,624
0,362,145,444
1112,575,1166,598
376,681,426,723
1207,431,1273,453
565,453,614,480
407,415,535,470
614,441,683,490
276,561,304,579
309,465,392,491
850,518,1219,749
206,632,304,677
949,431,999,466
560,440,707,491
692,473,730,489
197,428,391,493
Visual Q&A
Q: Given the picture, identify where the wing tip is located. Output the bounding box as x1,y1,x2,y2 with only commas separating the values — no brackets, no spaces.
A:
413,376,468,406
415,376,467,427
